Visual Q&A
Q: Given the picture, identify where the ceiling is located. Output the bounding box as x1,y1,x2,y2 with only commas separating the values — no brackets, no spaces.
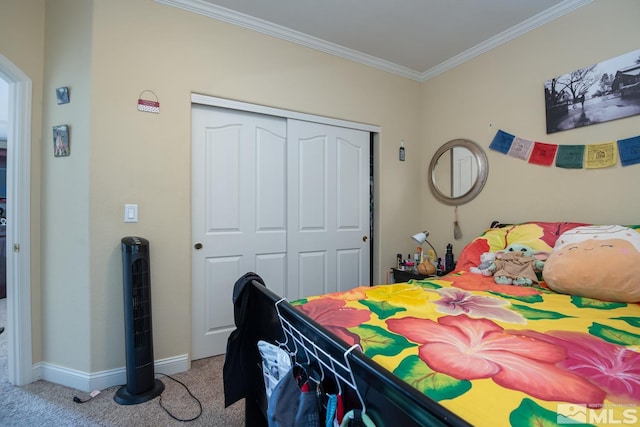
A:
160,0,592,81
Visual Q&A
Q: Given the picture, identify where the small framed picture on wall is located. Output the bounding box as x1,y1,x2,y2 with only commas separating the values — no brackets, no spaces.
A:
53,125,70,157
56,86,70,105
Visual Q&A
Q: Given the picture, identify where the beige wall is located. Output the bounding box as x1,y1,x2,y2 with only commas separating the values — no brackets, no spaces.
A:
0,0,45,363
420,0,640,257
85,0,420,371
42,0,93,372
3,0,640,380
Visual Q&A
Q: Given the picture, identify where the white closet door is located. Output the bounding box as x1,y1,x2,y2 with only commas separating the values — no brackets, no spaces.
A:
287,120,370,300
191,104,287,359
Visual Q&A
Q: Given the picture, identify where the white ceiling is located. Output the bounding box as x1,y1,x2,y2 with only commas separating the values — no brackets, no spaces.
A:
159,0,592,81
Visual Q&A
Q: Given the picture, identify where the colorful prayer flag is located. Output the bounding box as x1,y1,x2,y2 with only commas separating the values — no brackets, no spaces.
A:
585,142,617,168
528,142,558,166
507,137,534,160
555,145,585,169
489,130,515,154
617,136,640,166
488,130,640,170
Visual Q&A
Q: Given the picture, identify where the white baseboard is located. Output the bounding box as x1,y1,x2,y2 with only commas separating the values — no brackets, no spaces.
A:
32,354,191,393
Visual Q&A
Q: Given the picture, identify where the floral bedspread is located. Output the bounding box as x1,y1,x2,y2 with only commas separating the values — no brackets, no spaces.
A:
292,273,640,426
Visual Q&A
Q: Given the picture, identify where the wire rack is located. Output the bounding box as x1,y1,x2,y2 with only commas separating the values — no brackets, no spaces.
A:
274,298,366,412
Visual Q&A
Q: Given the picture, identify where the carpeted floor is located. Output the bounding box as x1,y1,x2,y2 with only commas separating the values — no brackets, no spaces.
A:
0,298,245,426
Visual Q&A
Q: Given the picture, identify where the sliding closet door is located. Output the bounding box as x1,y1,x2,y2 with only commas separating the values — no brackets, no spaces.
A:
191,102,371,359
191,104,287,359
287,120,370,299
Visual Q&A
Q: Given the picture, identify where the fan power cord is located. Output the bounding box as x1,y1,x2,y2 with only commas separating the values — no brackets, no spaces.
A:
73,389,102,403
72,375,203,422
156,372,203,422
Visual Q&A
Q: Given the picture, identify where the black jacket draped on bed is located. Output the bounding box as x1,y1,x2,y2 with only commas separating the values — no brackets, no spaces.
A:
223,272,267,407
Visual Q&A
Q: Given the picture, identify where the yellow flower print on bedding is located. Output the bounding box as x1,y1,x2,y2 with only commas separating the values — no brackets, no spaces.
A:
364,283,437,307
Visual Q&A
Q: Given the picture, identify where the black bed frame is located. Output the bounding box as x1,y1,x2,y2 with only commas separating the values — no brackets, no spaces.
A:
226,278,472,427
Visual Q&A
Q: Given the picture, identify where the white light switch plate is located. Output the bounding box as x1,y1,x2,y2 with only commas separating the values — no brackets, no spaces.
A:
124,204,138,223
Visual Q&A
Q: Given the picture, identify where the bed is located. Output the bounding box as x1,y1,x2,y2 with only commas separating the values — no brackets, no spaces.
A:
223,221,640,426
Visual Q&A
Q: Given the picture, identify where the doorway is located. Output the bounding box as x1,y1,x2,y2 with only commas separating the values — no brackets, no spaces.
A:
0,54,33,386
0,77,6,381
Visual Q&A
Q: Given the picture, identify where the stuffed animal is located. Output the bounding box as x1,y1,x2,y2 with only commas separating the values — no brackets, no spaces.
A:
487,244,548,286
469,251,496,276
543,225,640,302
417,260,436,275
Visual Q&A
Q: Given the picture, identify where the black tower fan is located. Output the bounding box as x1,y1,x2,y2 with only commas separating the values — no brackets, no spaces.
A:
115,236,164,405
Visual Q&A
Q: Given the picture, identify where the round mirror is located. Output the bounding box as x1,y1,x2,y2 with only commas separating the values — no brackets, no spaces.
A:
428,139,488,206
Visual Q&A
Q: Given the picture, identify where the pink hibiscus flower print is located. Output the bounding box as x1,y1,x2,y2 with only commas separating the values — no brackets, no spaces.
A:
515,330,640,404
296,298,371,346
448,272,543,296
387,314,605,403
434,287,526,324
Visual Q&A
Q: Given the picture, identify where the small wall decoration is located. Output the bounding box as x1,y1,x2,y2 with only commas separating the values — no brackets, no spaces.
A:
53,125,70,157
56,86,70,105
137,90,160,114
544,48,640,134
490,129,640,169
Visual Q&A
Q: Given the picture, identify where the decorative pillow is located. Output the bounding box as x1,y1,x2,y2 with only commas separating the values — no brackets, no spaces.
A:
456,222,588,272
543,225,640,302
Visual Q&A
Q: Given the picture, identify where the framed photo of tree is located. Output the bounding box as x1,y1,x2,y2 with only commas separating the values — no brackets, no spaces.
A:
544,48,640,134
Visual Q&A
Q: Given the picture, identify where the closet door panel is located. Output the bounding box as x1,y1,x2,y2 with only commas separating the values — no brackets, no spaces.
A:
336,249,360,293
288,120,370,300
298,135,327,230
192,104,287,359
255,253,287,297
207,126,241,232
203,256,240,331
297,251,327,298
337,137,362,229
256,128,287,231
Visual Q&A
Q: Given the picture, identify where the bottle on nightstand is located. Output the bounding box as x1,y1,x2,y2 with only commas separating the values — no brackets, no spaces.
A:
444,243,455,273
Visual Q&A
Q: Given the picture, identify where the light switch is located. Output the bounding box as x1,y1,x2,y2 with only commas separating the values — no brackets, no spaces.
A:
124,204,138,223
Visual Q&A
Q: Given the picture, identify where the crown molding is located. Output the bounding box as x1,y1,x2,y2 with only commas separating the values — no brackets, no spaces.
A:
155,0,424,80
156,0,592,82
421,0,593,81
